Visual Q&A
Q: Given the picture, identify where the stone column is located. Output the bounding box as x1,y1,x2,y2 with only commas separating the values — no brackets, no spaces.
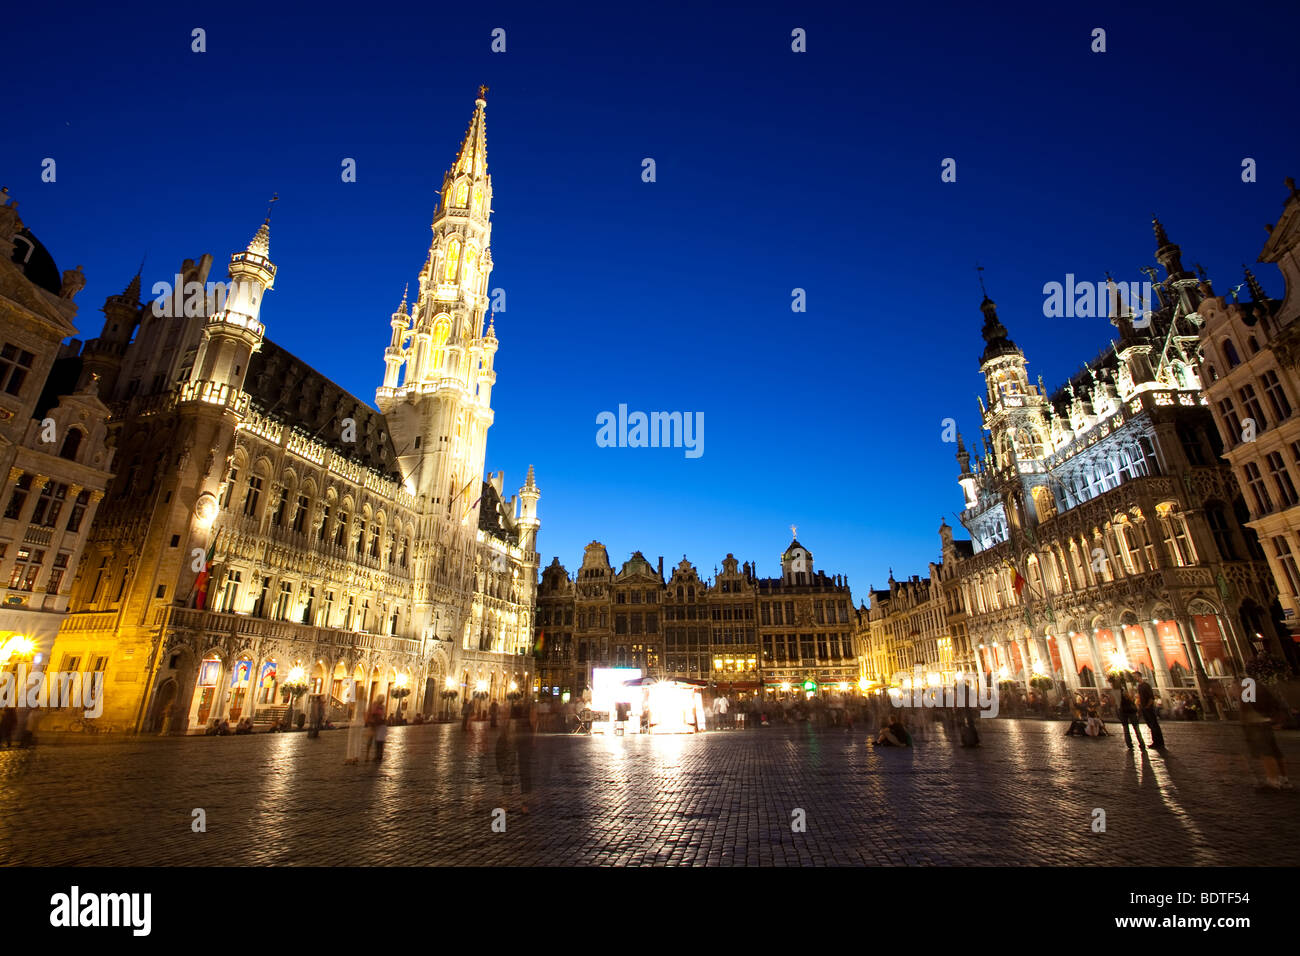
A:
1056,633,1079,690
1141,622,1174,692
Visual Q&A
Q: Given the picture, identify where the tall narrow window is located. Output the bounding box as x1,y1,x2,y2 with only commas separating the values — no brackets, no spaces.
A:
8,548,44,591
0,344,35,396
1217,399,1243,445
242,474,263,517
1262,369,1293,421
443,240,461,282
1267,451,1299,508
1238,384,1268,432
1273,537,1300,597
463,245,478,291
1244,462,1274,515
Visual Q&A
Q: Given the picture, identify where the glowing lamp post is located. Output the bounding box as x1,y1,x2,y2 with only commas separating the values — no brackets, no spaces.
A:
0,635,35,667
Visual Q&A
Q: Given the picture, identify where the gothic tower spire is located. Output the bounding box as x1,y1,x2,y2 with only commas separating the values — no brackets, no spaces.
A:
184,210,274,405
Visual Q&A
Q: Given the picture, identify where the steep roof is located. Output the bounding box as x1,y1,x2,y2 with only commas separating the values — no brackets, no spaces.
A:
244,337,400,480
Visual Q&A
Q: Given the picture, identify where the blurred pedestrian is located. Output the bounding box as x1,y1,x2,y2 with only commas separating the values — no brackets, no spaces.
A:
1136,677,1165,749
1240,680,1292,791
366,694,388,761
489,699,499,729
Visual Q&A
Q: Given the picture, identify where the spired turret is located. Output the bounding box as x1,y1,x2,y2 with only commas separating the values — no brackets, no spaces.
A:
381,90,502,511
78,271,142,394
183,214,274,409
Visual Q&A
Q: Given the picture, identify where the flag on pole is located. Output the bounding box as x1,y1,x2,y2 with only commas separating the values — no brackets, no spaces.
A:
533,630,545,659
193,541,216,609
1012,568,1027,599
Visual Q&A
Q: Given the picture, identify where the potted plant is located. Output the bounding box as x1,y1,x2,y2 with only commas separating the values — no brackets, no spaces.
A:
282,669,310,731
1106,666,1139,688
439,689,458,720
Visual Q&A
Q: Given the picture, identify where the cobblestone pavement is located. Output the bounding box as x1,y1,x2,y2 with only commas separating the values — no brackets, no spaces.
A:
1,718,1297,866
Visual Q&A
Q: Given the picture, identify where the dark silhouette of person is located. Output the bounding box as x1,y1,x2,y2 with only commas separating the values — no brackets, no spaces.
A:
1136,678,1165,749
1116,684,1144,750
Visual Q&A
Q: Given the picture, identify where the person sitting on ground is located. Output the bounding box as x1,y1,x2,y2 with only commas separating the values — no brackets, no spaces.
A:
217,718,231,736
1065,708,1089,736
205,718,221,736
875,714,912,747
1085,707,1109,737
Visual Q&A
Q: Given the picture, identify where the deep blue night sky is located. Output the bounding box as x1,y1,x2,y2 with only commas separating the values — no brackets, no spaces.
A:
6,1,1299,598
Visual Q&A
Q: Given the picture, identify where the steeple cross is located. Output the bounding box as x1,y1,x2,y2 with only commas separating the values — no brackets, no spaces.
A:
790,524,797,540
478,85,490,99
265,193,279,221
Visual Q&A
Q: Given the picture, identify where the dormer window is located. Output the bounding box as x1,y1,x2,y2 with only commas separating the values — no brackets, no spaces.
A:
1223,339,1241,369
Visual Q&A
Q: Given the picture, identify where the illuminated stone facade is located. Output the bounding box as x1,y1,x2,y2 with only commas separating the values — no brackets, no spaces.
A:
534,539,851,699
1194,179,1300,646
45,93,539,732
942,223,1287,713
0,191,113,673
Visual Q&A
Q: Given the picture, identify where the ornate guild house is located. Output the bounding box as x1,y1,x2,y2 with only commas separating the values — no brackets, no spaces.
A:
945,222,1288,713
45,92,540,733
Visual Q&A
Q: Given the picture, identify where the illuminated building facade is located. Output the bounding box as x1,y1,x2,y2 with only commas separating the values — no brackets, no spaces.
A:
1194,178,1300,650
945,223,1287,712
754,538,857,694
534,539,849,699
0,191,113,673
45,92,539,732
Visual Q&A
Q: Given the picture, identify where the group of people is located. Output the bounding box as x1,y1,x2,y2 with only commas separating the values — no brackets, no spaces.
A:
204,716,256,735
1063,679,1166,749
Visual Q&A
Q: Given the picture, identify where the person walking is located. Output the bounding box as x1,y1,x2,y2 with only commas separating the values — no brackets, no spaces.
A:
365,694,388,761
1240,680,1292,790
713,694,729,730
489,699,499,729
1114,681,1144,750
1136,677,1165,750
308,694,325,738
461,697,472,731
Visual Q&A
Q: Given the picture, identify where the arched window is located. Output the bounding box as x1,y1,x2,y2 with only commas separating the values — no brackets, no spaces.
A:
59,427,83,461
463,245,478,291
455,180,469,207
431,315,451,373
472,186,483,216
443,240,461,282
1222,339,1241,369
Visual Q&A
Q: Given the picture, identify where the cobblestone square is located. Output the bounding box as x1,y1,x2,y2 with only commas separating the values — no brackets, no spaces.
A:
1,719,1297,866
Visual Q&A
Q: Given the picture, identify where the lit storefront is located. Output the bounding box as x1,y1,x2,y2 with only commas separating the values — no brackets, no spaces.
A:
587,667,707,734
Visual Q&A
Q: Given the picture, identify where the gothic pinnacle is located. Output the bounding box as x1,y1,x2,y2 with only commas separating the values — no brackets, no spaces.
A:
1243,264,1267,303
1153,215,1171,249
